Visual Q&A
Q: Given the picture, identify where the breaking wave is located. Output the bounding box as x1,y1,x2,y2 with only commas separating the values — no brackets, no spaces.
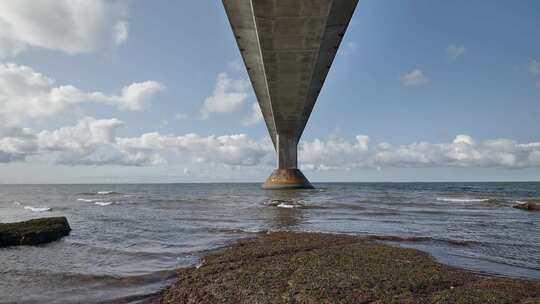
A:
95,202,113,206
23,206,52,212
78,191,122,196
77,198,98,202
436,197,490,202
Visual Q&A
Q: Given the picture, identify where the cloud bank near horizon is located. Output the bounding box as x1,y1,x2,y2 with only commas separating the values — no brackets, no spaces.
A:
1,117,539,171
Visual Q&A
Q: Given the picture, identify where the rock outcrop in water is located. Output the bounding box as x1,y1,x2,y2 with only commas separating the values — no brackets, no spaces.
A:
514,200,540,211
161,232,540,304
0,217,71,247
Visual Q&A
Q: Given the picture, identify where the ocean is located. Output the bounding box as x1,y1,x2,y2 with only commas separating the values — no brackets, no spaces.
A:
1,182,539,303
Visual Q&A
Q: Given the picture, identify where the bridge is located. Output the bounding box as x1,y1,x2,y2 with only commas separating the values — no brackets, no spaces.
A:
223,0,358,189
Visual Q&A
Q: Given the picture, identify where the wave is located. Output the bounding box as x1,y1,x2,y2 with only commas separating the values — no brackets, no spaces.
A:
436,197,490,202
98,191,116,195
366,235,480,246
515,199,540,204
277,202,300,209
77,198,98,202
12,201,21,206
24,206,52,212
78,191,122,196
95,201,113,206
263,199,319,209
207,227,267,235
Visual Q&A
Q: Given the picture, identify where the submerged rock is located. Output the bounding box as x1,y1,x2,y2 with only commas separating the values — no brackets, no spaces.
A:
161,232,540,304
513,201,540,211
0,217,71,247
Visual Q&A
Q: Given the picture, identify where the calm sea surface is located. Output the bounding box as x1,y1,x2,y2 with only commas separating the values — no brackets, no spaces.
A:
1,183,539,303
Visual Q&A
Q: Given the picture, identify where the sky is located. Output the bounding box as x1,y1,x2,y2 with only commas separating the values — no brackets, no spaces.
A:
0,0,540,183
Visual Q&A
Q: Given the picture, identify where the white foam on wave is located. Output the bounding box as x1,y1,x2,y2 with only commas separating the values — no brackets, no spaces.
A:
97,191,114,195
265,199,305,209
436,197,490,202
13,201,21,206
77,198,97,202
95,201,113,206
241,227,264,233
24,206,52,212
277,203,300,209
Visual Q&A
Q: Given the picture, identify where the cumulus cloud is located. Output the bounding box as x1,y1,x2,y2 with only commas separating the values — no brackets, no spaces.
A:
37,117,123,153
2,118,540,171
201,72,251,118
300,136,370,170
0,63,165,125
0,127,37,162
115,132,274,167
0,118,273,166
446,45,465,59
400,69,429,86
243,102,264,126
0,0,129,58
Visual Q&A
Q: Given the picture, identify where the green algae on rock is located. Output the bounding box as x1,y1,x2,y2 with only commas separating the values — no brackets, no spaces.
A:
161,232,540,304
0,217,71,247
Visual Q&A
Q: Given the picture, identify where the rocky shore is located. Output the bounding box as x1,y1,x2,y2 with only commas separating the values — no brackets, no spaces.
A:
514,200,540,211
0,217,71,247
160,232,540,304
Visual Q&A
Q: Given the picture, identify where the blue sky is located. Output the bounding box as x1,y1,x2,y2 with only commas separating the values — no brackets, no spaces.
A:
0,0,539,183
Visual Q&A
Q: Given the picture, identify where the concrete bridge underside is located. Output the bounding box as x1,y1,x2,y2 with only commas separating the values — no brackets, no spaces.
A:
223,0,358,189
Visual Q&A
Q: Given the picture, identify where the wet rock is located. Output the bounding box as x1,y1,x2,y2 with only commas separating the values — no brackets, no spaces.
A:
513,201,540,211
0,217,71,247
161,232,540,304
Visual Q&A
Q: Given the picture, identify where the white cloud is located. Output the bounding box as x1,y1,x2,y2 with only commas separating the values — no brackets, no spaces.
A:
0,117,124,164
115,132,274,167
529,60,540,76
37,117,122,155
2,116,540,171
243,102,264,126
446,45,466,59
0,0,129,58
113,21,129,46
0,63,165,125
114,81,166,111
201,72,250,119
400,69,429,86
300,136,370,170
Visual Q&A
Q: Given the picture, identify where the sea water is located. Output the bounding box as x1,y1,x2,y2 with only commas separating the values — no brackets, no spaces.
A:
1,183,539,303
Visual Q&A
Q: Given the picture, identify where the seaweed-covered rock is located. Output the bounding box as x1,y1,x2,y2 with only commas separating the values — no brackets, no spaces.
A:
514,201,540,211
161,232,540,304
0,217,71,247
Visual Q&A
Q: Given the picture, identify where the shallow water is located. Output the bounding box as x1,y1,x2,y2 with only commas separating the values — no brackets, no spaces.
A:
1,182,539,303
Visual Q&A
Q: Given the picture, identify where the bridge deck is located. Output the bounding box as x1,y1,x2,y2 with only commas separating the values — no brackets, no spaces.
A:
223,0,358,146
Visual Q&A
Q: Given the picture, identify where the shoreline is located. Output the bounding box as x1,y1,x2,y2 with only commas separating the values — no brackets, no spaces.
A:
159,232,540,304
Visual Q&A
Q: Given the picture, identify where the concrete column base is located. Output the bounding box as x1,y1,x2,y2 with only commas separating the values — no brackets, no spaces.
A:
262,169,313,190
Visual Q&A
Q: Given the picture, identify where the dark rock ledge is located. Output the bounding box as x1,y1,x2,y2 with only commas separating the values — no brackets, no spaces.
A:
160,232,540,304
514,200,540,211
0,217,71,247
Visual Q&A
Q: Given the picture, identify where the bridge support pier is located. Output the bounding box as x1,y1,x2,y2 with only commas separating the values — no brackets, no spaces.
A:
262,134,313,190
